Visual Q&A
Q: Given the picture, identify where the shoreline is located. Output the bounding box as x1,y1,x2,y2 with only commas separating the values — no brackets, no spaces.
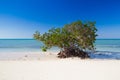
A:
0,51,59,61
0,51,120,61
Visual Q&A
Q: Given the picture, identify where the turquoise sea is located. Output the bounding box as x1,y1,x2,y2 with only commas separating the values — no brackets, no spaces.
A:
0,39,120,59
95,39,120,52
0,39,120,52
0,39,42,52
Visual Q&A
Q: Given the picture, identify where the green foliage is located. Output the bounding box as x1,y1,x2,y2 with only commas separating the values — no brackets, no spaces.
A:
33,20,97,52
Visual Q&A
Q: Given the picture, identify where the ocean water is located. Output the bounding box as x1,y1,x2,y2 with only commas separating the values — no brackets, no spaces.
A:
0,39,120,59
95,39,120,52
0,39,42,52
0,39,120,52
0,39,59,52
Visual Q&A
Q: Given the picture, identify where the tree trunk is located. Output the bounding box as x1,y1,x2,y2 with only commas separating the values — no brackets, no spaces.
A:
57,47,89,59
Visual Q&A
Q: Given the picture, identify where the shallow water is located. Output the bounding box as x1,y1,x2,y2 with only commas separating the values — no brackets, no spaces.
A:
0,39,120,59
0,39,120,52
95,39,120,52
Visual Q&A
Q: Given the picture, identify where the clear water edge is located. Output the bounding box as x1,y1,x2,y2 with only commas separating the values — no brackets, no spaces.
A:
0,39,120,52
0,39,120,59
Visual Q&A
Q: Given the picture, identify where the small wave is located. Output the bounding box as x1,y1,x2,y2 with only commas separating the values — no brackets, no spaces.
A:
96,45,120,48
89,51,120,60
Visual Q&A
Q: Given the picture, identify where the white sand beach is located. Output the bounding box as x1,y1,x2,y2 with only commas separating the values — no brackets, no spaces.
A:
0,52,120,80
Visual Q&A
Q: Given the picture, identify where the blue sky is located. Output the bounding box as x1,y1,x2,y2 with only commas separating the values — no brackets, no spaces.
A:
0,0,120,39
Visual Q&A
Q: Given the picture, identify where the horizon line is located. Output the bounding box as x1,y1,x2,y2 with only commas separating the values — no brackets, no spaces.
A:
0,38,120,40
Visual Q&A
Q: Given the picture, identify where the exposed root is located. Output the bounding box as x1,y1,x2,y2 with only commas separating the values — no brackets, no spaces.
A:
58,48,89,59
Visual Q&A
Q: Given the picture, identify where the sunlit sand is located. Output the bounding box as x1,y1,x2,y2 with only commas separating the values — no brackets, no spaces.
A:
0,52,120,80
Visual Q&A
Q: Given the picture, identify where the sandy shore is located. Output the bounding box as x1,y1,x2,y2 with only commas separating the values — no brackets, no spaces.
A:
0,52,120,80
